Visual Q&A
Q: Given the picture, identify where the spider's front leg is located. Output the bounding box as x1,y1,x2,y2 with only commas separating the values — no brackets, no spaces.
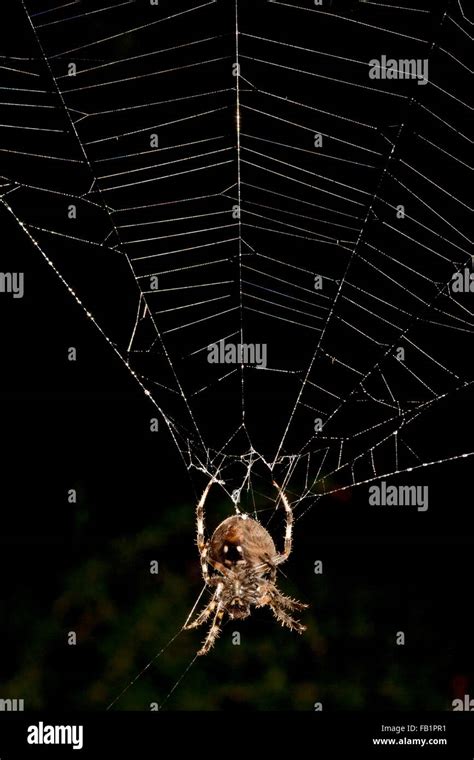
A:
195,477,218,584
272,481,294,565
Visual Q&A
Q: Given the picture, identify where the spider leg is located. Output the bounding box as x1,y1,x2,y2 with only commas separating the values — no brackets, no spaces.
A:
207,556,232,577
270,606,306,634
199,543,211,585
268,598,306,634
185,582,223,630
197,601,225,656
270,588,308,612
272,481,294,565
196,477,218,583
256,582,307,632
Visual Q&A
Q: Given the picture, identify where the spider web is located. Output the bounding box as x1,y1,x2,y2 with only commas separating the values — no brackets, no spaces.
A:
1,0,473,523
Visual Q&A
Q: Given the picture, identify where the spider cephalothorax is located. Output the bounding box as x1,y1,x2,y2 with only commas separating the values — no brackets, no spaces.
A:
185,479,307,655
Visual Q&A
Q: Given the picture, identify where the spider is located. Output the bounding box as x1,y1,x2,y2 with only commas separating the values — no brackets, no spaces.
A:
185,478,307,655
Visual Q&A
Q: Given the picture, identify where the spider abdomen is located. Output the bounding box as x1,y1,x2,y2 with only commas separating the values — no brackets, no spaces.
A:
209,515,276,571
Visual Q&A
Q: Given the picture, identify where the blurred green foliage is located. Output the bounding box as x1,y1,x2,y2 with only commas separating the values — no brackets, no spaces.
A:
1,496,456,711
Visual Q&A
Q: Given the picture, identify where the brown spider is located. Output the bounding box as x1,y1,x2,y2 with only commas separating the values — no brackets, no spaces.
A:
185,478,307,655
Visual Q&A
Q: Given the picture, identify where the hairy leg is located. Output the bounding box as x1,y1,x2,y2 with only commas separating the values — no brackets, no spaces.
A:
185,582,223,630
198,602,225,655
272,481,294,565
